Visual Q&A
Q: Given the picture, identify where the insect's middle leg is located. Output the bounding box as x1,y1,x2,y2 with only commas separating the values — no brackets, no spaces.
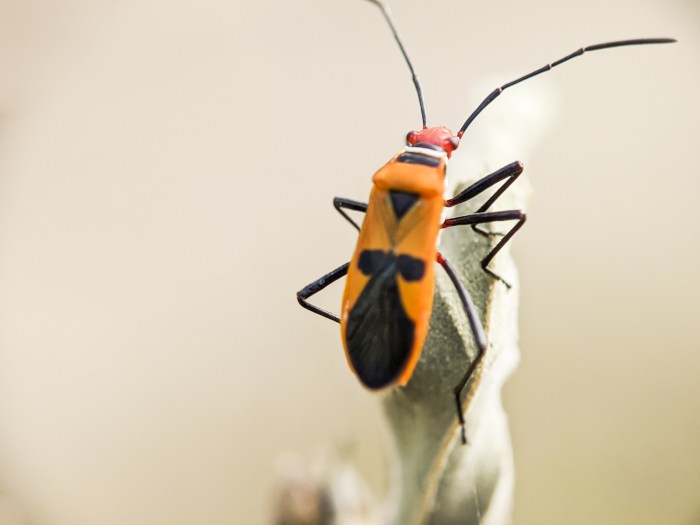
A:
437,252,487,445
442,209,526,288
445,161,523,237
334,197,367,231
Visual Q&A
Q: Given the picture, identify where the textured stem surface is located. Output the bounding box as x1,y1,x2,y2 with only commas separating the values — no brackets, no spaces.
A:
381,176,527,525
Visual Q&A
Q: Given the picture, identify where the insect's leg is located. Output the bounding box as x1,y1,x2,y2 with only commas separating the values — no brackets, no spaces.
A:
437,252,487,445
442,210,526,288
297,262,350,323
299,199,364,320
445,161,523,237
334,197,367,231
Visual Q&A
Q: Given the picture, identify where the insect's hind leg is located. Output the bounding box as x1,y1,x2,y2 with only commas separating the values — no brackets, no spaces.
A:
445,161,523,238
297,262,350,323
437,252,487,445
334,197,367,231
442,209,526,288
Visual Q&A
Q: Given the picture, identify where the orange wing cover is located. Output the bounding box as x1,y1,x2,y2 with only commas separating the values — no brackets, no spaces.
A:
340,155,446,390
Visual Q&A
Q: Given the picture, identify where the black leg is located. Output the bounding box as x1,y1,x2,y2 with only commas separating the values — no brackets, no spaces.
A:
445,161,523,237
437,252,487,445
334,197,368,231
442,209,527,288
297,262,350,323
298,198,365,321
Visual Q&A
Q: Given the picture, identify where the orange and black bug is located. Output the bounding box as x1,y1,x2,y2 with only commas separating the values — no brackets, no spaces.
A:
297,0,674,443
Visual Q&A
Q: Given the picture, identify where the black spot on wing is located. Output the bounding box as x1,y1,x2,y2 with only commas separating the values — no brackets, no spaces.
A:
357,249,393,276
345,261,414,389
358,250,425,281
388,190,419,220
397,254,425,281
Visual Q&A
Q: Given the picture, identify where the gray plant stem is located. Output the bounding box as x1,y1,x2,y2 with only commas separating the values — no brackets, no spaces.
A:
381,176,527,525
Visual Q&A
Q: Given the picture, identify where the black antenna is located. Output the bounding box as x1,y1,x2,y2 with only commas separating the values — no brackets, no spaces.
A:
365,0,428,128
458,38,676,138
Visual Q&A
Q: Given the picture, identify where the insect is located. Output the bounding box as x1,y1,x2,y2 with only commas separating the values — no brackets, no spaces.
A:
297,0,674,444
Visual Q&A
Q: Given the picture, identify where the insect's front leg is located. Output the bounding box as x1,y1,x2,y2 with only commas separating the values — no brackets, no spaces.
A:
333,197,367,231
445,161,523,237
442,209,526,288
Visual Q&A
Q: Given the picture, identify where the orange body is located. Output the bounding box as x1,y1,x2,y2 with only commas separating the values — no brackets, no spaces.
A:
340,150,447,389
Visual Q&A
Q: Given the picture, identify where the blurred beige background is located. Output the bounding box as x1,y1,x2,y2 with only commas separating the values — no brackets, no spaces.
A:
0,0,698,524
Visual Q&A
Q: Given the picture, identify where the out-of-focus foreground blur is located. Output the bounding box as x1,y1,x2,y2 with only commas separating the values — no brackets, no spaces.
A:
0,0,698,524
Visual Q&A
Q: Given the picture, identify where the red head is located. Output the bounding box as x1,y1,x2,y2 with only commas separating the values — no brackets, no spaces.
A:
405,126,460,158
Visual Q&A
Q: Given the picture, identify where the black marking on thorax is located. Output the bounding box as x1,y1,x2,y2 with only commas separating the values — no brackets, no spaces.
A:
389,190,419,220
396,152,441,167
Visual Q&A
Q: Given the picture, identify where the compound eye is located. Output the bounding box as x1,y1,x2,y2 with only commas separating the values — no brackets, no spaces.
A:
406,131,418,145
447,136,460,150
